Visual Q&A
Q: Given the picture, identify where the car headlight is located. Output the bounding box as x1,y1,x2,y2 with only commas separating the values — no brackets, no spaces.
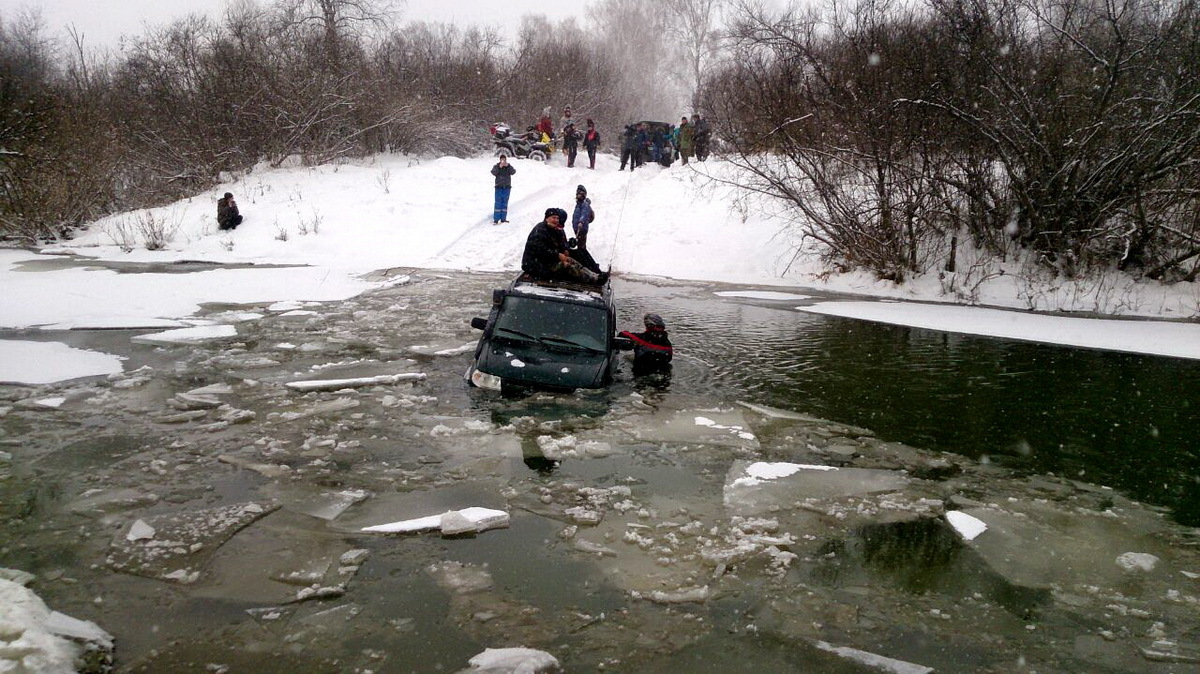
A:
470,368,503,391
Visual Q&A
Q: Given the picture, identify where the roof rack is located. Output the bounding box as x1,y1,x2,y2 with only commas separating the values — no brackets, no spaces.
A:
512,272,609,298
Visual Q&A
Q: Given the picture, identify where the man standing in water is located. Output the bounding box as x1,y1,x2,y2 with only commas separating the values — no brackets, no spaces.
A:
619,313,674,376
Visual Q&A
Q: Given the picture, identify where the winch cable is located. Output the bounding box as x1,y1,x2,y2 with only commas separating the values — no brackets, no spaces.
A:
607,163,636,274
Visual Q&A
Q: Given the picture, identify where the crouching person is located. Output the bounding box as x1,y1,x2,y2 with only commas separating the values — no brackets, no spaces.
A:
217,192,243,230
618,313,674,376
522,208,609,285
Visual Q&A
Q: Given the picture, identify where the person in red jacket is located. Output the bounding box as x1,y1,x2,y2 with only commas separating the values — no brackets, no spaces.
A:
618,313,674,375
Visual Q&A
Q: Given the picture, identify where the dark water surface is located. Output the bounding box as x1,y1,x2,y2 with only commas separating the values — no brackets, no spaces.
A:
616,276,1200,524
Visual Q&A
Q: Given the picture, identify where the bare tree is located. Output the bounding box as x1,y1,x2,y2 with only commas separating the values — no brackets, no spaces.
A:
663,0,726,110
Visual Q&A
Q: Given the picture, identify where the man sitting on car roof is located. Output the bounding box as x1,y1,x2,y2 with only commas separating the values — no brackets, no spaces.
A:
522,207,608,285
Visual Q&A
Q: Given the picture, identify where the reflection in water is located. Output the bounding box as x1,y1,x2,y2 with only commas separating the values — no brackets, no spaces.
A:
813,519,1050,620
615,277,1200,523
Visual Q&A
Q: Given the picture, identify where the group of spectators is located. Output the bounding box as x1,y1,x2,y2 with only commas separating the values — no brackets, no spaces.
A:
535,106,602,169
620,114,711,172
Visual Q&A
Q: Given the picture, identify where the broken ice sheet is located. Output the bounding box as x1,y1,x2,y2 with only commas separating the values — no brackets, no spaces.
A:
131,324,238,345
428,560,493,594
814,641,933,674
724,460,909,514
284,372,427,392
107,501,278,584
361,507,510,536
285,488,369,521
945,510,988,541
625,408,761,449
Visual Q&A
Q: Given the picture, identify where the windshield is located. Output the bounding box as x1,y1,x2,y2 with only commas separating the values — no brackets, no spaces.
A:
494,296,609,352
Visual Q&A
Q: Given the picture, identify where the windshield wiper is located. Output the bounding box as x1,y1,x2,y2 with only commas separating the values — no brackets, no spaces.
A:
539,336,605,353
495,327,538,342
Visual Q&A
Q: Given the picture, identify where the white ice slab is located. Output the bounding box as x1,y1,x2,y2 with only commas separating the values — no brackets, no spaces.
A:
362,507,510,535
131,324,238,345
285,372,427,391
946,510,988,541
0,340,123,384
814,641,933,674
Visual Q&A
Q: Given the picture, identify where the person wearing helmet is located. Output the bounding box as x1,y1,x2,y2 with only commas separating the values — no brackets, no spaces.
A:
618,313,674,375
522,207,608,285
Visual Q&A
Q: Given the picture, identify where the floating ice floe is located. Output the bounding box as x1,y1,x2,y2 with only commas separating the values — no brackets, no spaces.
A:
814,641,933,674
730,461,838,488
33,397,67,408
1116,552,1160,573
1,572,114,673
284,372,427,391
714,290,813,301
131,324,238,345
107,502,277,584
465,647,561,673
946,510,988,541
0,340,124,385
361,507,510,536
724,460,909,515
290,489,369,521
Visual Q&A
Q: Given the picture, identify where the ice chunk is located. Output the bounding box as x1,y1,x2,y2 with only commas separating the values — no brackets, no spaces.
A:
715,290,812,301
730,461,837,488
1116,552,1159,573
466,647,561,673
628,408,761,448
946,510,988,541
361,507,509,535
284,372,426,391
0,578,115,671
814,641,933,674
126,519,155,541
0,340,123,385
291,489,369,521
724,460,906,515
131,324,238,345
107,501,278,584
186,383,234,396
428,561,493,594
634,585,711,604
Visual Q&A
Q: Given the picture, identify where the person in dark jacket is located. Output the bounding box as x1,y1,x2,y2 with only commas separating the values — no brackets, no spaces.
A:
693,114,711,161
522,208,608,285
562,122,579,168
618,313,674,375
619,125,638,172
217,192,242,231
582,119,600,169
491,155,516,223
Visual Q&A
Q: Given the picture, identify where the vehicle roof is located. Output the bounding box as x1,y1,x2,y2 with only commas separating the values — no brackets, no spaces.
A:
508,274,611,307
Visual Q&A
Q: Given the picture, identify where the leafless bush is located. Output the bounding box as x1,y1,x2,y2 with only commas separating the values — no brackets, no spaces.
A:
106,219,138,253
136,211,179,250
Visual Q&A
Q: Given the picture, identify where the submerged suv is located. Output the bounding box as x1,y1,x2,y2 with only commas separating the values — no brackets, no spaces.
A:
466,274,627,393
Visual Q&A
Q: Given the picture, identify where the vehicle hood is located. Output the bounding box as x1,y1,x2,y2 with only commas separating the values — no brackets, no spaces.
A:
476,339,609,390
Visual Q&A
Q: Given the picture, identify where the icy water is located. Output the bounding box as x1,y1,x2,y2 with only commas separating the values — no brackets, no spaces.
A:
2,269,1199,673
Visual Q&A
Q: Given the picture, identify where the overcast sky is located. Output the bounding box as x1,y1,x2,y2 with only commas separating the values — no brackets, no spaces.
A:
0,0,586,49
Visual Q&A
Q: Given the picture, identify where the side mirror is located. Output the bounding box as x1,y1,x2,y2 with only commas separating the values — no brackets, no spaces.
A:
613,336,634,350
471,317,488,330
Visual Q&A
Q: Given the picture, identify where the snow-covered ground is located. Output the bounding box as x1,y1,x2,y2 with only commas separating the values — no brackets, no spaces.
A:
2,151,1198,384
